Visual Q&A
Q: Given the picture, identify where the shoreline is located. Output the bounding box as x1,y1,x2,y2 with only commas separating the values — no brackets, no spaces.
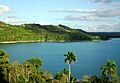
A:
0,39,103,44
0,40,68,44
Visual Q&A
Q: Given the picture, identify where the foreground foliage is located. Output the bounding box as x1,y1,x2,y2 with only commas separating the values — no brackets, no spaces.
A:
0,49,52,83
81,60,119,83
0,49,119,83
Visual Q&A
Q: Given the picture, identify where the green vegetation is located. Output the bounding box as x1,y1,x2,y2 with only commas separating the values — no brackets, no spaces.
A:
25,58,42,69
0,49,120,83
81,60,119,83
0,22,101,42
0,49,53,83
64,52,77,82
101,60,118,83
0,49,10,83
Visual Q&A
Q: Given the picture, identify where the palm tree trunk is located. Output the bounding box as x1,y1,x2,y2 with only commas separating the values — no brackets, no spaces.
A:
69,64,71,83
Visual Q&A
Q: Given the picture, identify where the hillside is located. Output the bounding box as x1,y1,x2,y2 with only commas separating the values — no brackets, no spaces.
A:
0,22,101,42
89,32,120,39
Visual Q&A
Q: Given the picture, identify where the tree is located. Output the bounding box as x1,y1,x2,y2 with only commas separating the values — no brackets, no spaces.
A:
101,60,118,81
55,72,68,83
0,66,9,83
55,68,75,83
0,49,10,82
25,58,42,69
8,61,24,83
64,52,77,82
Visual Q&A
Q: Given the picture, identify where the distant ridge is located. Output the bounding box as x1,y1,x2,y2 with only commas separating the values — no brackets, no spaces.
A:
89,32,120,39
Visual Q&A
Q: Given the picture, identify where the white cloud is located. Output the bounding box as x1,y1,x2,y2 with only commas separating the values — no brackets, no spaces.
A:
0,5,11,15
112,2,120,6
63,14,118,21
52,8,120,18
91,0,112,3
51,9,97,13
63,15,99,21
92,8,120,17
1,16,51,25
82,23,120,32
1,16,22,24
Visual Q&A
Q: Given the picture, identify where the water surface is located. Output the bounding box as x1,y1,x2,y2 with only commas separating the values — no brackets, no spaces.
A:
0,38,120,79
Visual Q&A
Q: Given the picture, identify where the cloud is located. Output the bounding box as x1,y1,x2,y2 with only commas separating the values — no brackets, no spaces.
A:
52,8,120,21
82,23,120,32
1,16,22,24
91,0,112,3
92,8,120,17
112,2,120,6
63,15,100,21
1,16,51,25
51,9,97,13
63,13,119,21
52,8,120,17
89,0,120,3
0,5,11,15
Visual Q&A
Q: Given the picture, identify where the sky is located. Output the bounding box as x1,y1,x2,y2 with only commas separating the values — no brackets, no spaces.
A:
0,0,120,32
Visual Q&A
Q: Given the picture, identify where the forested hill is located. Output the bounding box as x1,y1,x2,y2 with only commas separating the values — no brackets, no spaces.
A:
0,22,101,42
88,32,120,38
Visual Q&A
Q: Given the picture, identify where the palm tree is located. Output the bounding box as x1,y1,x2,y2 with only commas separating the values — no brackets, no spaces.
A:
64,52,77,82
101,60,117,80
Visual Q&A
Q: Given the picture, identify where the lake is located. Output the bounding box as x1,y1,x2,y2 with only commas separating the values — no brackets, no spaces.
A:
0,38,120,79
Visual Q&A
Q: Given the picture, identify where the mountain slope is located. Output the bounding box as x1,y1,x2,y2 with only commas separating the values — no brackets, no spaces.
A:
0,22,101,42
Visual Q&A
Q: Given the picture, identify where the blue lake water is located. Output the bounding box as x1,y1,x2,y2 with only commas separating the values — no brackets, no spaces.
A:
0,38,120,79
